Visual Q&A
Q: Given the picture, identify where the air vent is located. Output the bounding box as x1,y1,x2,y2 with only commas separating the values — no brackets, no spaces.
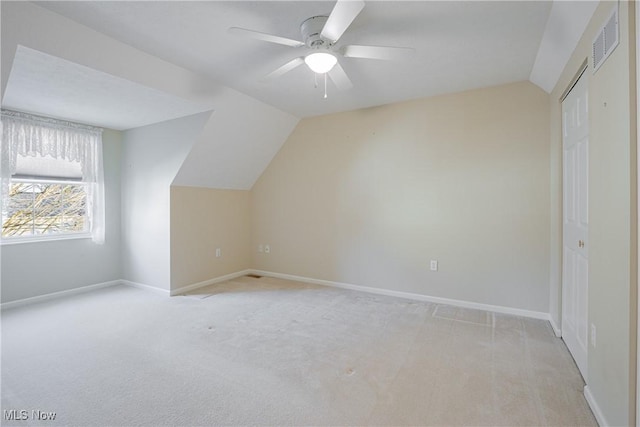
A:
593,7,619,73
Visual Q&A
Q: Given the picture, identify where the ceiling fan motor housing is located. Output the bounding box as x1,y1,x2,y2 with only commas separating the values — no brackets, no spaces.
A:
301,16,330,49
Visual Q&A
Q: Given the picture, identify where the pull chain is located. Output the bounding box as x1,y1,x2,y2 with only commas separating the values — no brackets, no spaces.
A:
314,73,318,89
324,73,328,99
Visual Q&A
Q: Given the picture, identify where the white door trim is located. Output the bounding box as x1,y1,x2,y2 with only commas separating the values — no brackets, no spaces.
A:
636,2,640,425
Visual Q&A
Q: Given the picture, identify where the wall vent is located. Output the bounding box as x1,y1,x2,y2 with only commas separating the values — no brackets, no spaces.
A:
592,7,619,73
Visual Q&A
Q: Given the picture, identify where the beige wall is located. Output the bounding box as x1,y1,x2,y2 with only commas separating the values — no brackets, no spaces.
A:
170,186,251,291
549,1,636,425
251,81,551,313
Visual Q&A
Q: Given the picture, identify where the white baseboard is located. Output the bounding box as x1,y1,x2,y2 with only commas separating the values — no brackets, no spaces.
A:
1,270,554,327
0,272,253,309
584,385,608,426
121,280,170,296
251,270,550,321
0,280,121,310
548,315,562,337
170,269,251,296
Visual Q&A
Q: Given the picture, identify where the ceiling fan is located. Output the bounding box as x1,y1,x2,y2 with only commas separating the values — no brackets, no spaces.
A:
228,0,414,97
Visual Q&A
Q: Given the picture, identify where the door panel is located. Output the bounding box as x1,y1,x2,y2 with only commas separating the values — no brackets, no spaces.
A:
562,70,589,380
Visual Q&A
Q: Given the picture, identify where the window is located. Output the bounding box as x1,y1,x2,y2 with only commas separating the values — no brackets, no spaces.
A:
4,180,88,238
1,110,105,244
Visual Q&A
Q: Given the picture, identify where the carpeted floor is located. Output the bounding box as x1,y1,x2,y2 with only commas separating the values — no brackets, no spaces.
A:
1,276,597,426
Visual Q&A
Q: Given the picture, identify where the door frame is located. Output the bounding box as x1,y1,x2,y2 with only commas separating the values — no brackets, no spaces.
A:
636,1,640,425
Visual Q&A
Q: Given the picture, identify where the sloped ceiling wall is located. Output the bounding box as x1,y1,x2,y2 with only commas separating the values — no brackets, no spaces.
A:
1,1,299,190
529,0,599,93
172,88,298,189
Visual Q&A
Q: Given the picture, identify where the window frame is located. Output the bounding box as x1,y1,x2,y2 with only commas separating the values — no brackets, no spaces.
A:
1,176,92,245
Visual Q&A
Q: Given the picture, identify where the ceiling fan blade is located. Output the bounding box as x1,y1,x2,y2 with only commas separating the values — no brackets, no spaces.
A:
328,61,353,90
261,57,305,81
228,27,304,48
321,0,365,43
342,45,415,60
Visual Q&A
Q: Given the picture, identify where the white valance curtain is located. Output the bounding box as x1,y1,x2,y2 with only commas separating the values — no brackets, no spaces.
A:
1,110,105,244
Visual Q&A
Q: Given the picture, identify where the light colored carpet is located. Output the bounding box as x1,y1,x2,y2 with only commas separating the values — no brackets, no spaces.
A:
1,276,597,426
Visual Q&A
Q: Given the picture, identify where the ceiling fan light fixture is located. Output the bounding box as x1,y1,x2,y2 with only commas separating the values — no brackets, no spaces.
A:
304,52,337,74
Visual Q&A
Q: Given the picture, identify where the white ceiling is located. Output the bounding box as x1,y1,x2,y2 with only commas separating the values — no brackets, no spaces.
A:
3,45,214,130
35,1,554,118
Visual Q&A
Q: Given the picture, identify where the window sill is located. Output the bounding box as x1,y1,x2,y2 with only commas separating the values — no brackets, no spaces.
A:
0,233,92,246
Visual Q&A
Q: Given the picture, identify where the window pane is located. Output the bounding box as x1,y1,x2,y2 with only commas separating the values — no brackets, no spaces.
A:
58,185,86,232
34,183,58,235
2,181,87,238
2,183,35,237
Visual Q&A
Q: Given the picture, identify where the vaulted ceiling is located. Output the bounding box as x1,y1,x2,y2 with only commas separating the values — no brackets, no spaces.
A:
35,1,558,118
0,0,599,190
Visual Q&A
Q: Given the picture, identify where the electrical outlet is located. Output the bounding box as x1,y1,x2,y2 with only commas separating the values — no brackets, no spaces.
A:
590,324,596,347
430,260,438,271
265,245,270,254
215,248,221,258
258,244,263,253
